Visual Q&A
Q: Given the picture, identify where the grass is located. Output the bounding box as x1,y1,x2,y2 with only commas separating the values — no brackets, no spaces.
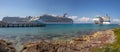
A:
91,28,120,52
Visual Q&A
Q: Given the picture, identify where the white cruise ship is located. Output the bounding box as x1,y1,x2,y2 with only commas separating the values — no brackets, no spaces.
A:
31,14,73,24
93,14,110,24
93,16,103,24
102,14,110,24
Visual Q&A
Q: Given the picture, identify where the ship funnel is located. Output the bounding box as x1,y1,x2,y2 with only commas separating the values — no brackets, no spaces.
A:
63,13,67,17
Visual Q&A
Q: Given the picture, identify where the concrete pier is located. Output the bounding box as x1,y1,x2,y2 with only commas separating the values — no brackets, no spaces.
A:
0,22,45,27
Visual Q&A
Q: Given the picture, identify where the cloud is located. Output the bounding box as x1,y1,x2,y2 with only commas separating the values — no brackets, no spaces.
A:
77,17,90,22
112,18,120,23
68,16,92,23
68,16,78,20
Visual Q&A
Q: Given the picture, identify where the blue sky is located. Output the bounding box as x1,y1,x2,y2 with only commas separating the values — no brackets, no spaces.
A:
0,0,120,23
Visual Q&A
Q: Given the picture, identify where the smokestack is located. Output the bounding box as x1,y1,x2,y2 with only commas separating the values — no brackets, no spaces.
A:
63,13,67,17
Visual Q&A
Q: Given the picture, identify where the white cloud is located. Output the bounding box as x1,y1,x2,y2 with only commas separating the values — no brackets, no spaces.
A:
112,18,120,24
78,17,90,22
68,16,78,20
68,16,93,23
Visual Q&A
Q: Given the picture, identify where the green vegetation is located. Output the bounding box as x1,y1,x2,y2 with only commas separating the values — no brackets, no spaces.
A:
92,28,120,52
112,28,120,47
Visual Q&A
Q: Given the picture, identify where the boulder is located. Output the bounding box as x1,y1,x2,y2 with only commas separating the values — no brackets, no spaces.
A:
0,39,16,52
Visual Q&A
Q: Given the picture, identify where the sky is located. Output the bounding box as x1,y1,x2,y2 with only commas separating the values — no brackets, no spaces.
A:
0,0,120,23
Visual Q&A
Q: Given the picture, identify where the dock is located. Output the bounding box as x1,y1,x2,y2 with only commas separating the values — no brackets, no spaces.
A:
0,22,45,27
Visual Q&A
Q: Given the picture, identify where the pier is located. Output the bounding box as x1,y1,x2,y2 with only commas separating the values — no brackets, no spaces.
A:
0,21,45,27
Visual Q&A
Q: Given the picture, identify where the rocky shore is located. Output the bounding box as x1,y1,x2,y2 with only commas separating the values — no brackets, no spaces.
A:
0,39,16,52
21,30,114,52
0,29,115,52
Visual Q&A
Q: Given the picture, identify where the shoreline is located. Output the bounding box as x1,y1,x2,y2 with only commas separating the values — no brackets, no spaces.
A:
0,29,116,52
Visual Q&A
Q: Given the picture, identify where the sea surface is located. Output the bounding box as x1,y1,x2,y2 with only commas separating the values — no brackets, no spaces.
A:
0,24,120,43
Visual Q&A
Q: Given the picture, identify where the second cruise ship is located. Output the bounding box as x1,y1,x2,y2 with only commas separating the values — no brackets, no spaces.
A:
30,13,73,24
93,14,110,24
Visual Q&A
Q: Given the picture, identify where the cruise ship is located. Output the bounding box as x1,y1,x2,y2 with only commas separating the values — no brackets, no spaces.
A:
30,13,73,24
102,14,110,24
93,16,103,24
1,16,45,27
93,14,110,24
2,16,33,23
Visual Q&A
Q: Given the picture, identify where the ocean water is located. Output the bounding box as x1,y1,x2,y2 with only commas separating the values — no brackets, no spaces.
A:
0,24,120,43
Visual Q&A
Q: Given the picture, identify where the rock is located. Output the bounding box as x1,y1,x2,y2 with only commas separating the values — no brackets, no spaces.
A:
0,39,16,52
21,41,54,52
21,40,74,52
56,46,73,52
72,35,90,41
